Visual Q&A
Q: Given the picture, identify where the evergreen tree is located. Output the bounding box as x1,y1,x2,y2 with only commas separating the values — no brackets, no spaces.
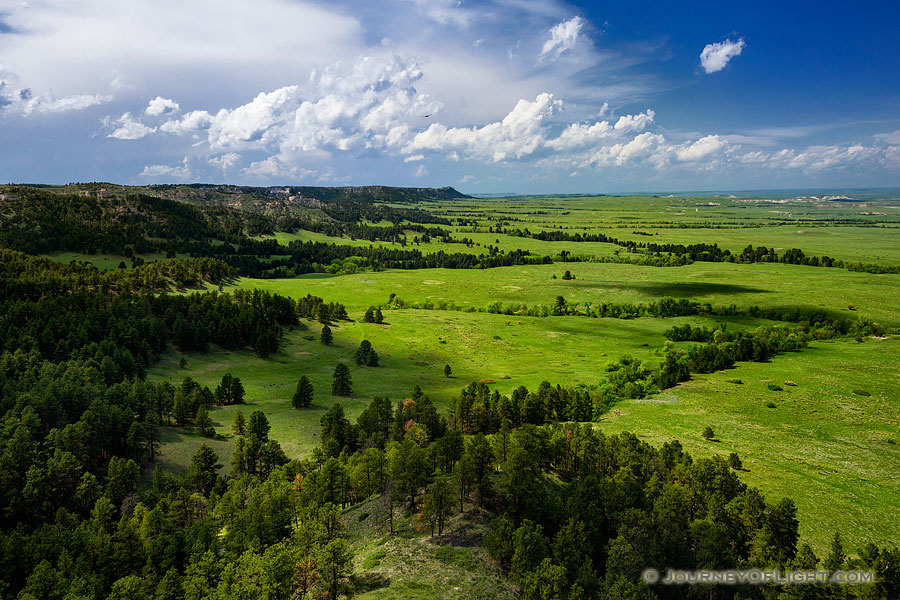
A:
247,410,271,442
189,445,221,494
363,307,376,323
374,307,384,323
355,340,379,367
317,303,330,323
702,426,715,440
321,324,333,345
293,375,314,409
314,539,353,600
419,478,455,536
444,364,452,378
332,363,352,396
195,406,215,437
232,410,245,435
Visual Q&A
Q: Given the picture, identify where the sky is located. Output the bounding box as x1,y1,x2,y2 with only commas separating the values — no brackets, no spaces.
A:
1,0,899,193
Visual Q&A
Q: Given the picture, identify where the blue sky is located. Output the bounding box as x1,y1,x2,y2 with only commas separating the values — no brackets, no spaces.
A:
1,0,898,193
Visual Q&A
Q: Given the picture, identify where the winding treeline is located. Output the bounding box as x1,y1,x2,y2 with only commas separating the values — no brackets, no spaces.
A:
504,226,900,274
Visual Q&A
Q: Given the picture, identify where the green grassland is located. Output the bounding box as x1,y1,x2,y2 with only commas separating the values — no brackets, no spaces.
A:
240,260,900,326
149,192,900,559
148,308,753,471
602,335,900,554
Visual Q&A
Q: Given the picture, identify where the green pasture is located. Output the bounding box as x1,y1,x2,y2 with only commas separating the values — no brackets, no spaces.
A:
603,335,900,554
239,260,900,326
148,309,751,472
150,193,900,557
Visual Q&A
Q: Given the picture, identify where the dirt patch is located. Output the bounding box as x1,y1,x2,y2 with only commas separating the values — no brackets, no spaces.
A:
422,280,445,285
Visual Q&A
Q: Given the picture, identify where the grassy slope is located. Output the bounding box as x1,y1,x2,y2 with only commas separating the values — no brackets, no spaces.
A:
147,308,747,471
345,499,517,600
603,336,900,554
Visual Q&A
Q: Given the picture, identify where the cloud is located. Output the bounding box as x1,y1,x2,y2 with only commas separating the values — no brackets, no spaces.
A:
145,96,179,116
613,109,655,133
539,16,584,61
403,0,471,27
414,164,429,176
140,157,191,180
13,91,112,115
700,38,745,74
209,152,242,172
405,92,561,161
675,135,726,161
240,156,316,180
875,130,900,145
153,52,440,162
108,112,156,140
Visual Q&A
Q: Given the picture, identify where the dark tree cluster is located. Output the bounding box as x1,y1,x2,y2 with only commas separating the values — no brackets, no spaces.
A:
354,340,379,367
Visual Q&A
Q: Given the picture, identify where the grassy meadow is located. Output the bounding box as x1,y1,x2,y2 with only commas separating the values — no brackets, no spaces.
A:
149,192,900,554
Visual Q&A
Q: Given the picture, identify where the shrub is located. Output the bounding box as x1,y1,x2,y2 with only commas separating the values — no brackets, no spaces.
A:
767,383,783,391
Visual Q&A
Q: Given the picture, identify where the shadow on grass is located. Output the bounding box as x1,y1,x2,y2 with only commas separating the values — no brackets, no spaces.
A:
354,573,391,592
586,281,771,297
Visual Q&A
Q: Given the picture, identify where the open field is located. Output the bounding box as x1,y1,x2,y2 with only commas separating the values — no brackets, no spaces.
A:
148,308,757,469
603,335,900,554
239,260,900,326
148,192,900,556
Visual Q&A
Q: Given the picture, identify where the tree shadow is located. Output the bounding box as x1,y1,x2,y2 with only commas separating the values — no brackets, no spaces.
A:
585,281,770,297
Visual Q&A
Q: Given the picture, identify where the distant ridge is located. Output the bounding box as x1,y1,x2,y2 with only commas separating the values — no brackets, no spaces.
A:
286,185,470,203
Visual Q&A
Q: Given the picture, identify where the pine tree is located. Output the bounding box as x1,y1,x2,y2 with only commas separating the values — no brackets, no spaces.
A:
702,426,715,440
317,303,330,323
374,307,384,323
195,406,215,437
232,411,245,435
355,340,378,367
332,363,352,396
293,375,314,409
444,364,452,378
363,307,376,323
321,324,333,345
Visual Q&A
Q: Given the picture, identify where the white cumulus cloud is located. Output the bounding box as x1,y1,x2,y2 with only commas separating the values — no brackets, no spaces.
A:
140,157,191,180
700,38,745,74
108,112,156,140
405,93,561,161
145,96,179,116
209,152,242,172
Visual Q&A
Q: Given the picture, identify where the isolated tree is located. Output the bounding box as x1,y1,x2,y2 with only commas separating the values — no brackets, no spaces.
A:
232,411,245,436
332,363,352,396
363,307,376,323
702,426,715,441
195,406,215,438
293,375,314,409
320,324,333,345
728,452,743,470
444,364,452,378
561,270,573,280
